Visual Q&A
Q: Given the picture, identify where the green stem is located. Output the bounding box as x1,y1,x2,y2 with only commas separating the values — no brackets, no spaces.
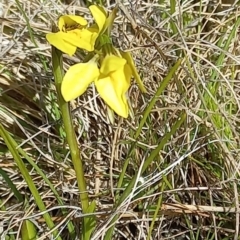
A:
51,46,89,212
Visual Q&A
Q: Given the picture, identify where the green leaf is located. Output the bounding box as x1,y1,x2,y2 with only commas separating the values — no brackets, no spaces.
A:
0,123,61,240
0,167,24,203
83,201,96,240
21,220,37,240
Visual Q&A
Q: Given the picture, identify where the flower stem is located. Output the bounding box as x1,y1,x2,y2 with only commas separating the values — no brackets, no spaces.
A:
51,46,89,212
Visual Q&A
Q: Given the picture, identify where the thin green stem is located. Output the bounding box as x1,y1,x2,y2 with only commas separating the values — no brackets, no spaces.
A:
51,46,89,212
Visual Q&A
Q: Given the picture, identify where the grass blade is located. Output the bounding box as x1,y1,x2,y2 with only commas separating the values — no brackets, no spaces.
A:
0,123,61,240
0,167,23,203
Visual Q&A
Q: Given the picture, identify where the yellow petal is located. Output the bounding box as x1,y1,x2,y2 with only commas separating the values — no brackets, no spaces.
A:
122,64,132,91
121,51,147,93
58,15,87,31
100,55,126,75
89,5,107,33
109,66,131,94
95,76,128,118
61,61,100,101
76,28,98,51
46,32,77,56
61,29,97,51
95,66,130,118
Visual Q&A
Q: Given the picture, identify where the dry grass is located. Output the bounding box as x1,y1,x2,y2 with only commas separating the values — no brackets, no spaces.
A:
0,0,240,239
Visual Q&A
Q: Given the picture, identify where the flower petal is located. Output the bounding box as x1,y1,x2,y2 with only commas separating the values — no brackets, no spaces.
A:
100,55,126,75
89,5,107,33
121,51,146,93
109,66,131,94
58,15,87,31
76,28,98,51
95,66,130,118
61,29,97,51
95,76,128,118
46,32,77,56
47,29,98,53
61,61,100,102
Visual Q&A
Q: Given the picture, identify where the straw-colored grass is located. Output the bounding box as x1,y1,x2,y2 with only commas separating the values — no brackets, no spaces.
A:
0,0,240,239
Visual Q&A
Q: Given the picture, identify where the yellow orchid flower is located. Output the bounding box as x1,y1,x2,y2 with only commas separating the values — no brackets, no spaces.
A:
95,55,132,118
61,59,100,101
46,5,107,56
61,54,131,118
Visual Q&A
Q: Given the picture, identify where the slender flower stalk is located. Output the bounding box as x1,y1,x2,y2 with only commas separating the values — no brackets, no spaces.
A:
52,44,89,212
